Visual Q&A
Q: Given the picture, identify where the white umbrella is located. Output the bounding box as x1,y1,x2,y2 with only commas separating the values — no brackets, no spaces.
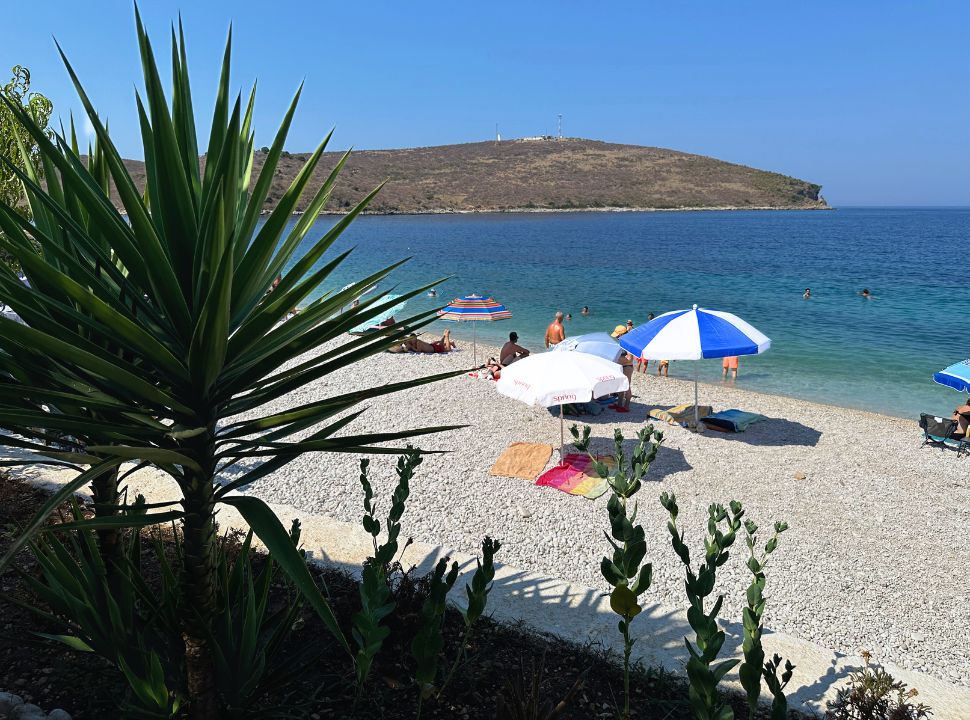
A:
496,352,629,461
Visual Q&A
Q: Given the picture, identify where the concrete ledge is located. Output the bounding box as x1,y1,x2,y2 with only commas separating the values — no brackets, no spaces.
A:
13,464,970,719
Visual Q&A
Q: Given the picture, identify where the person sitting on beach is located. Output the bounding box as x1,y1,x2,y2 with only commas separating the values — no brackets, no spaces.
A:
545,312,566,348
399,329,456,354
953,397,970,436
500,332,529,365
581,306,590,316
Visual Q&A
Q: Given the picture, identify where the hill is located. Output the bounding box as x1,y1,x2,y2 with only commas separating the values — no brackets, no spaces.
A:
118,138,826,214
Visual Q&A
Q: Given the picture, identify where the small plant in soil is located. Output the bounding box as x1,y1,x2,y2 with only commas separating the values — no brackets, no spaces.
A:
739,516,793,720
660,493,743,720
571,422,664,720
825,651,932,720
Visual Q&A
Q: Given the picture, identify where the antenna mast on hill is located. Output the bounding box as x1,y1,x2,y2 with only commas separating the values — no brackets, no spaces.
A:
558,114,562,140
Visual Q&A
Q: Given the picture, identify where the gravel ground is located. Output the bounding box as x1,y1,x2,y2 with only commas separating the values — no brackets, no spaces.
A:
232,338,970,687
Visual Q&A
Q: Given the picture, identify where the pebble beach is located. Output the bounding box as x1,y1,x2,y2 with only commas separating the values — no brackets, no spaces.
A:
234,338,970,689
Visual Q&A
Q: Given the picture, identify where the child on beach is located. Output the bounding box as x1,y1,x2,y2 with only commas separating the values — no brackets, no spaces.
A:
657,359,669,377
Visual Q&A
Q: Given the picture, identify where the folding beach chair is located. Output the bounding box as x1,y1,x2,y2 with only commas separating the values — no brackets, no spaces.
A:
918,413,968,457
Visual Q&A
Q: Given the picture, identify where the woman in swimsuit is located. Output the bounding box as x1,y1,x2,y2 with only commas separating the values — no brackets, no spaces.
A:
404,329,456,354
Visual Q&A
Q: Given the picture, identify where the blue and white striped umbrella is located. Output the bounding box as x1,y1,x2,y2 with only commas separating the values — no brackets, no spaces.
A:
934,359,970,393
618,305,770,428
618,305,770,360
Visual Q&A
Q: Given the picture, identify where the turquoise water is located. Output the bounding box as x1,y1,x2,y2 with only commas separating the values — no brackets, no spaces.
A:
283,208,968,419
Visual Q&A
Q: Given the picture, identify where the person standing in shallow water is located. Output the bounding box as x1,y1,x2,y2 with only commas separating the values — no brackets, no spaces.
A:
722,356,738,379
545,311,566,348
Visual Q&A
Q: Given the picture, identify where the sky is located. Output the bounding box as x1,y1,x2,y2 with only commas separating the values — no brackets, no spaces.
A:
4,1,969,206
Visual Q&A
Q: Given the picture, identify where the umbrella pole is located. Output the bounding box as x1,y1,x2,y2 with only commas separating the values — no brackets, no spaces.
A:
473,323,477,367
560,404,565,464
694,361,700,428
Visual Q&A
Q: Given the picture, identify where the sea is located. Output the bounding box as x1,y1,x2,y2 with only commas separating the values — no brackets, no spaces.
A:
282,207,969,420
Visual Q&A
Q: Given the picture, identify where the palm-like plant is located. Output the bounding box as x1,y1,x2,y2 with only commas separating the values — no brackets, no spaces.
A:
0,11,460,717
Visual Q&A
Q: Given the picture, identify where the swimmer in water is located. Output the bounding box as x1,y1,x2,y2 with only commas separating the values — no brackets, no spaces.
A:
428,289,437,298
581,305,589,316
565,313,572,321
803,288,811,299
861,288,871,299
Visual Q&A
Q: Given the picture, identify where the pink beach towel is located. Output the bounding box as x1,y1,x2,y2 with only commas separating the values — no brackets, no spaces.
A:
535,454,615,499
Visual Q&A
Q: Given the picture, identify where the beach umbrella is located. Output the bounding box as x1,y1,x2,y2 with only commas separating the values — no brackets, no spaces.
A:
496,352,629,461
933,359,970,393
438,293,511,365
552,332,622,362
619,304,771,428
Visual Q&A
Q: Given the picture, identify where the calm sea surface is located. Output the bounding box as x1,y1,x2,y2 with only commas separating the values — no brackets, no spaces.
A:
281,207,968,419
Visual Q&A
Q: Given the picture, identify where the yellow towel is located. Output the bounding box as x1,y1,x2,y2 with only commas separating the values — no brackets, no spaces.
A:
649,404,713,425
490,442,554,480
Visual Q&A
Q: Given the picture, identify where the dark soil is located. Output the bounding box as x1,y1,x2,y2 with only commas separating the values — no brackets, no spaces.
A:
0,473,810,719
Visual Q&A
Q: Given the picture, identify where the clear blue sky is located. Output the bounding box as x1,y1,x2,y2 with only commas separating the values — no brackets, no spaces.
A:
5,1,969,205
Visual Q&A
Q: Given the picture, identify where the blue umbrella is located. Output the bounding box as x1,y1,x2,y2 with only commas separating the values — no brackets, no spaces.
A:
934,359,970,393
619,305,771,427
552,332,622,362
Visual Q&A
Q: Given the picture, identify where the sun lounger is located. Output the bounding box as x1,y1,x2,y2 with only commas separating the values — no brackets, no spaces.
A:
919,413,968,457
701,409,765,433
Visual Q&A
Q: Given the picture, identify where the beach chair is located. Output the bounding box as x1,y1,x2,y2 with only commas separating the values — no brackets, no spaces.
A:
918,413,968,457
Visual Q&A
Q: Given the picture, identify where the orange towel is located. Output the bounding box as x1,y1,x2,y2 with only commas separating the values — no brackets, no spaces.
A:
489,442,554,480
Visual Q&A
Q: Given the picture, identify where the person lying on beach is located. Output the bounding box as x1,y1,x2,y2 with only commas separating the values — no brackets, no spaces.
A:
394,330,456,354
545,312,566,348
500,332,529,365
482,357,503,380
952,397,970,436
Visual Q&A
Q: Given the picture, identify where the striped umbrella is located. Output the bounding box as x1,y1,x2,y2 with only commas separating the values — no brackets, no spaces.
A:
619,304,770,428
438,293,511,365
934,359,970,393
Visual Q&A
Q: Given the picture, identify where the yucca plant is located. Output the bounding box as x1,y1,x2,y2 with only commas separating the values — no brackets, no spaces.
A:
0,9,462,718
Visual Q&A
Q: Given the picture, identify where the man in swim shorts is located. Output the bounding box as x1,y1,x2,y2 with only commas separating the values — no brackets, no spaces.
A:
722,355,738,379
500,332,530,365
545,312,566,348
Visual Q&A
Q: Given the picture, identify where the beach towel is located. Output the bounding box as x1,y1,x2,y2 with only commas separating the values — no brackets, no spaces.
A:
701,409,765,433
535,453,616,499
489,442,553,480
648,404,713,426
